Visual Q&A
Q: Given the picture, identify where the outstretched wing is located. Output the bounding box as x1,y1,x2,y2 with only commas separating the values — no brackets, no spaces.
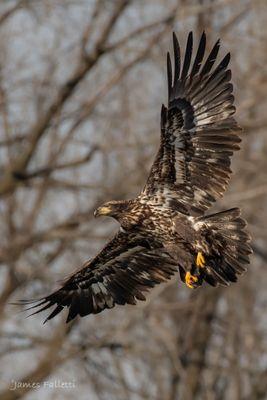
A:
20,232,176,323
142,32,242,215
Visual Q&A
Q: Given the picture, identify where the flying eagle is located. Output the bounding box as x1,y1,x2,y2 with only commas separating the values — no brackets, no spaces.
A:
21,32,252,323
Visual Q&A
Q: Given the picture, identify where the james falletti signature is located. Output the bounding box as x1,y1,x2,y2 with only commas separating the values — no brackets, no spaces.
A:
10,379,75,390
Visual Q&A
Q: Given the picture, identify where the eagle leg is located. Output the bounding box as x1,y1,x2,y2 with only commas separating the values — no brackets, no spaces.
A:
196,252,205,268
185,271,198,289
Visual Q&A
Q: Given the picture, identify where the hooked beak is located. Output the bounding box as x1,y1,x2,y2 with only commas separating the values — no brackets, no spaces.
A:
94,206,112,218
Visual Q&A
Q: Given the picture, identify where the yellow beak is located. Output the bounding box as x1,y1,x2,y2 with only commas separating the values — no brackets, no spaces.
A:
94,206,112,217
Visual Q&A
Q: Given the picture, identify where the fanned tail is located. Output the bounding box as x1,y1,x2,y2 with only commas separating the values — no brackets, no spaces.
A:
199,208,252,287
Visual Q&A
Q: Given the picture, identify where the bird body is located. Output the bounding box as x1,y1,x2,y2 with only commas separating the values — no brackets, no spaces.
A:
19,32,252,323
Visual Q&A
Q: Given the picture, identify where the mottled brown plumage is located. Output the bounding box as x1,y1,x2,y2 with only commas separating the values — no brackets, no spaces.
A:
18,32,252,323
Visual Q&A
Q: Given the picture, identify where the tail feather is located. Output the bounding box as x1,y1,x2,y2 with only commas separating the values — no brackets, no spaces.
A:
202,207,240,222
200,208,252,287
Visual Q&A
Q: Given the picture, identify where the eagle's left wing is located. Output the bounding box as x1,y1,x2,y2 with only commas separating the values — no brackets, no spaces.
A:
142,32,242,215
18,232,176,323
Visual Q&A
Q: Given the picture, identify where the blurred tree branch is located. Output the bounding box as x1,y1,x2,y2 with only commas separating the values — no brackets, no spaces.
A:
0,0,130,197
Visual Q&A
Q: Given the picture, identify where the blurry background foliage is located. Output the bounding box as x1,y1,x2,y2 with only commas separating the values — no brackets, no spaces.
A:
0,0,266,399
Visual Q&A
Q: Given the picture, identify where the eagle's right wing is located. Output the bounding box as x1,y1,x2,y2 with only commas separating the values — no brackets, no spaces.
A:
19,232,176,323
142,32,242,216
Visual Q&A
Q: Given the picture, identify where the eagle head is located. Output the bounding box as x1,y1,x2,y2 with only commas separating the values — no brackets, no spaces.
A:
94,200,130,220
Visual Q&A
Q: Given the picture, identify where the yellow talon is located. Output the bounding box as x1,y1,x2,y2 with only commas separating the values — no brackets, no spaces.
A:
185,271,198,289
196,252,205,268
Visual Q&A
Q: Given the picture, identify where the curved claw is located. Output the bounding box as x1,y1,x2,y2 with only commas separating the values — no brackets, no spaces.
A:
185,271,198,289
196,252,205,268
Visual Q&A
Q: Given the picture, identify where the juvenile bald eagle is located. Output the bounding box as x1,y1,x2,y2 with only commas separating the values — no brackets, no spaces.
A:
21,32,251,323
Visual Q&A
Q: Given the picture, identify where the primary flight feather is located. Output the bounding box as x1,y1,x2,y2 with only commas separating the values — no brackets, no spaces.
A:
19,32,251,323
